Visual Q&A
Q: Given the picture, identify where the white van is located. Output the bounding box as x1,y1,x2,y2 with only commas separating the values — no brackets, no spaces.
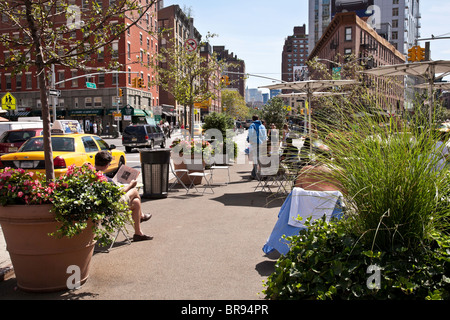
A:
0,121,43,136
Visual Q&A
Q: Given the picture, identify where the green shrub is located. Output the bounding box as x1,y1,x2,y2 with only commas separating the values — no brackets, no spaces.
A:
263,217,450,300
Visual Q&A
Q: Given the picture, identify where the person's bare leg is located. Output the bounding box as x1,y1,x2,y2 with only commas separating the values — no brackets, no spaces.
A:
130,198,152,241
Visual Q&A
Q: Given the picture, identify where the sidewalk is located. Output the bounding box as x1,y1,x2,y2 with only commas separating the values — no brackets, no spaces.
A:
0,160,285,300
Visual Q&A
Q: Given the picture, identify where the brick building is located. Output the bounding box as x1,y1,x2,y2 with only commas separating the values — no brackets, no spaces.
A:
308,12,406,114
213,46,246,98
158,4,202,125
0,0,160,132
281,25,309,83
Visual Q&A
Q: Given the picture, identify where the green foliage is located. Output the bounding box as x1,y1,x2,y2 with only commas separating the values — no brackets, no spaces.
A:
260,97,288,129
263,99,450,300
203,112,234,136
50,164,132,247
263,218,450,300
221,90,250,120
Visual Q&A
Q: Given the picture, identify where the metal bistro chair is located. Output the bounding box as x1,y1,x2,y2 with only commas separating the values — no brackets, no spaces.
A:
169,161,189,192
254,158,285,193
209,157,231,185
185,161,214,195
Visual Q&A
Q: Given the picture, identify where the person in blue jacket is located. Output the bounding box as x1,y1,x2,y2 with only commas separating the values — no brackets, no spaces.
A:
247,115,267,179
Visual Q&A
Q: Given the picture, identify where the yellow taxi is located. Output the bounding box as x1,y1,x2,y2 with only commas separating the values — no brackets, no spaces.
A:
193,123,205,136
0,120,126,178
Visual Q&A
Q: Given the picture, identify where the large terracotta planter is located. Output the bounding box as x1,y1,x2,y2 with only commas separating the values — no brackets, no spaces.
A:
0,204,96,292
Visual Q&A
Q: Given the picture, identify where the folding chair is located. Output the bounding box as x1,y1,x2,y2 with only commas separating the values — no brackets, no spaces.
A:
185,162,214,194
209,158,231,185
169,161,189,191
254,159,285,193
95,227,132,253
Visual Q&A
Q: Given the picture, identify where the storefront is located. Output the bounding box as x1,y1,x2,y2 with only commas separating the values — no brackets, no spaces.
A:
67,108,104,134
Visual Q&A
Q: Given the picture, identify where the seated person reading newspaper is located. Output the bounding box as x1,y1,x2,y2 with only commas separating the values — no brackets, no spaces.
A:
95,150,153,242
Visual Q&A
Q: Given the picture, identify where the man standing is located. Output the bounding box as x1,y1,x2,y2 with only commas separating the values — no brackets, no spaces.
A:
247,115,267,179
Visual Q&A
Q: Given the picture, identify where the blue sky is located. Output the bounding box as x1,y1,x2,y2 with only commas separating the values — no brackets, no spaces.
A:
162,0,450,91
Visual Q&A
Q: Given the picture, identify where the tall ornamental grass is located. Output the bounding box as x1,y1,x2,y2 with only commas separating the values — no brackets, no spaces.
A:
314,101,450,252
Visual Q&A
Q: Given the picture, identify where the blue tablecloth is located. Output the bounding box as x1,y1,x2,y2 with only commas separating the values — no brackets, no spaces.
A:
262,189,343,255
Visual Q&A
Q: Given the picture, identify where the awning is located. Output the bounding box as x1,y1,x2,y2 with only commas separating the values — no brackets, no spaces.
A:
14,111,31,117
133,109,147,117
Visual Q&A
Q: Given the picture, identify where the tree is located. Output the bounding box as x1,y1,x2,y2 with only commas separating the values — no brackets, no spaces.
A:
221,89,249,120
260,97,288,129
0,0,155,180
150,32,230,139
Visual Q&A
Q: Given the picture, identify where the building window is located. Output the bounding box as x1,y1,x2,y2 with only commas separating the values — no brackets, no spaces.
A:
58,71,65,88
71,70,78,87
345,27,352,41
127,42,131,59
16,74,21,89
392,31,398,40
111,41,118,59
26,73,32,89
85,97,92,108
94,97,102,107
392,8,399,16
392,19,398,28
112,72,118,85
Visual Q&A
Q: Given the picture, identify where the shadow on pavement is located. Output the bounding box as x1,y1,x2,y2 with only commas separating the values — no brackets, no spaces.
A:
210,192,285,208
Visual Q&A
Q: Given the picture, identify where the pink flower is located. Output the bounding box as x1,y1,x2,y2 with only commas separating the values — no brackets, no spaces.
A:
17,191,23,197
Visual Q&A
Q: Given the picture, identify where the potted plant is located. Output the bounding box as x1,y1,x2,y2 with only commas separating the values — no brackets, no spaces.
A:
170,138,213,185
0,163,131,292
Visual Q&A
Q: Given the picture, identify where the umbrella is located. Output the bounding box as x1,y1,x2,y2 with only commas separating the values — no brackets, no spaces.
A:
414,82,450,90
362,60,450,125
260,80,357,153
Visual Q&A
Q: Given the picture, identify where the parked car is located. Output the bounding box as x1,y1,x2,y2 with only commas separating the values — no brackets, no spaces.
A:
122,124,166,153
193,123,204,136
0,128,43,155
0,121,43,136
0,133,125,178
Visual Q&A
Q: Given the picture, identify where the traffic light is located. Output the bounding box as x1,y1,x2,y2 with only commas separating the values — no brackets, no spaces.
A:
131,77,137,88
220,75,230,86
119,88,123,97
137,78,144,88
408,46,418,62
416,46,426,62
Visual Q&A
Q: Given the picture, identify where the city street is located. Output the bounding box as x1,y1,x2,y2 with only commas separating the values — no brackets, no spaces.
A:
0,128,285,300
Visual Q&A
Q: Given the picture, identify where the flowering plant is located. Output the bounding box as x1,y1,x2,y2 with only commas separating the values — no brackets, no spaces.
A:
170,138,213,155
0,163,132,247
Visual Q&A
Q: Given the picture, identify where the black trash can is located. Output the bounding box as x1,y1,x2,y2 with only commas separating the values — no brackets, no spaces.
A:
139,148,171,199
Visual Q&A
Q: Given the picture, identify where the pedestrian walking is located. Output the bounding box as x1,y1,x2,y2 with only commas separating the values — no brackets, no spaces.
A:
247,115,267,179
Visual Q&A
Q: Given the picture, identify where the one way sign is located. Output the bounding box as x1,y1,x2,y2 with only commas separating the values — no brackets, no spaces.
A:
1,92,16,110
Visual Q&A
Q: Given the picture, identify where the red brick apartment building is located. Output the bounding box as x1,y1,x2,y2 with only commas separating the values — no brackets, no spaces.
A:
308,12,406,114
0,0,159,131
281,25,309,83
213,46,246,98
158,4,202,124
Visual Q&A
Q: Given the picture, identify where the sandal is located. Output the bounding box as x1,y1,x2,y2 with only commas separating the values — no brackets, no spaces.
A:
133,234,153,242
140,213,152,223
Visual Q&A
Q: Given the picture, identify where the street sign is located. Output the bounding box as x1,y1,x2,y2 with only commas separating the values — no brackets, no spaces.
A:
49,89,61,97
86,82,97,89
185,38,198,52
1,92,16,110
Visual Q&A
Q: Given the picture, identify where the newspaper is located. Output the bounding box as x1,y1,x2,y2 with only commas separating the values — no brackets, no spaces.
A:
112,165,140,185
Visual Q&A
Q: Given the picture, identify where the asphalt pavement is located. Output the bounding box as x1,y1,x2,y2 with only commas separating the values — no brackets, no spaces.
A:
0,129,285,300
